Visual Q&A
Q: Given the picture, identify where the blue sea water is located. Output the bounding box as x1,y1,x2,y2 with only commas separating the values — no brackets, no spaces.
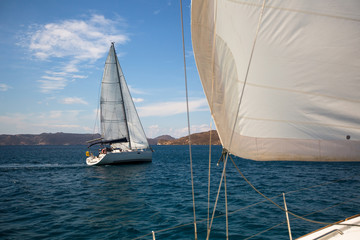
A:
0,145,359,240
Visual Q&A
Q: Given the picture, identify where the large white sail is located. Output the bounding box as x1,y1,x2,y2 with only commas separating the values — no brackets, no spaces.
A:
100,43,149,150
191,0,360,161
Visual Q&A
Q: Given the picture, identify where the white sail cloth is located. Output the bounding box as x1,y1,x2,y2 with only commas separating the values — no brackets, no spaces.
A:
100,43,149,150
191,0,360,161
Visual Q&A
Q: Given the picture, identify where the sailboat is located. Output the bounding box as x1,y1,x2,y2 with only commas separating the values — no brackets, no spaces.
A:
86,43,152,166
190,0,360,239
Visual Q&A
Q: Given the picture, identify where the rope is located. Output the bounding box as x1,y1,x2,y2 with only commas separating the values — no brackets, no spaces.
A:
205,2,266,236
206,153,229,240
224,162,229,240
227,0,267,152
130,180,360,240
208,0,219,232
285,178,347,195
244,222,285,240
229,154,360,228
179,0,197,239
207,122,213,230
91,70,103,140
244,195,360,240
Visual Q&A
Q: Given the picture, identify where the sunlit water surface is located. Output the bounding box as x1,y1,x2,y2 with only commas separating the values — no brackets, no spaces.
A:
1,145,359,239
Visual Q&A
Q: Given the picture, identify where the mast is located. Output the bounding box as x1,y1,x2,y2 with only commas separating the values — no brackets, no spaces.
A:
112,42,131,149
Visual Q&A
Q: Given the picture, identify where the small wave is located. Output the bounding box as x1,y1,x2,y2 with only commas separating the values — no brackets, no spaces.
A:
0,163,86,169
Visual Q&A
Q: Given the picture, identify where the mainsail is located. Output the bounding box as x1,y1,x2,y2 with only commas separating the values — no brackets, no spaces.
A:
100,43,149,150
191,0,360,161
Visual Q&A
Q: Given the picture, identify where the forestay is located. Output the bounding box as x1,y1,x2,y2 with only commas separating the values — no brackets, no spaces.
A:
191,0,360,161
100,43,149,150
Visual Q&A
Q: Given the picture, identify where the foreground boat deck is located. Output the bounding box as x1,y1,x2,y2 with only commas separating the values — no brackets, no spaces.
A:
297,214,360,240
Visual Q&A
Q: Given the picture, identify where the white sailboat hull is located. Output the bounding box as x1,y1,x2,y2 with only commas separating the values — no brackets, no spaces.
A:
297,214,360,240
86,149,152,166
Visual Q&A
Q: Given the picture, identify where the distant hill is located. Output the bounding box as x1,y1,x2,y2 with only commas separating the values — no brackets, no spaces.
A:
0,133,176,146
0,131,220,146
148,135,175,145
158,130,220,145
0,133,101,146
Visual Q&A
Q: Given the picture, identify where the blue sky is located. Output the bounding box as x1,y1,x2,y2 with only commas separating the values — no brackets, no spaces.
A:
0,0,212,138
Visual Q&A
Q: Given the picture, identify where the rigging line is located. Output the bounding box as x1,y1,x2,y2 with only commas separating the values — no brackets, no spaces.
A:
92,65,103,139
207,121,212,230
131,183,360,240
219,175,358,219
284,178,351,196
204,1,268,226
113,44,131,149
93,94,100,138
244,195,360,240
179,1,197,239
224,161,229,240
208,0,218,124
229,154,360,227
130,193,360,240
227,0,267,151
295,196,360,223
244,221,285,240
206,152,229,240
208,0,219,232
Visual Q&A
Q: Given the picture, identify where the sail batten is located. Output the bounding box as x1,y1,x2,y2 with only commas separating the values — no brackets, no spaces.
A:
191,0,360,161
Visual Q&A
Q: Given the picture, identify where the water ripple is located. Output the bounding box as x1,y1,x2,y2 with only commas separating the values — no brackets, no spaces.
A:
0,145,359,239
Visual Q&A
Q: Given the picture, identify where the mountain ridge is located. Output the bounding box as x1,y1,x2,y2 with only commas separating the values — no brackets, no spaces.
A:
158,130,220,145
0,131,219,146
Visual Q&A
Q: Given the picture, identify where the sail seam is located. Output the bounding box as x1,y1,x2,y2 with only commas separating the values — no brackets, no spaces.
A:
228,0,360,22
244,82,360,103
102,120,125,122
240,116,360,131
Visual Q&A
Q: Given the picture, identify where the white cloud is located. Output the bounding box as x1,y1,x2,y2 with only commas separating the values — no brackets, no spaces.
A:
133,98,144,103
0,110,93,134
138,98,208,117
186,50,194,58
28,14,129,61
128,85,146,95
49,110,63,119
171,124,211,138
146,125,160,138
0,83,12,91
60,97,88,105
25,14,130,93
45,71,66,76
38,78,67,93
41,75,64,81
71,74,87,79
63,60,80,73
